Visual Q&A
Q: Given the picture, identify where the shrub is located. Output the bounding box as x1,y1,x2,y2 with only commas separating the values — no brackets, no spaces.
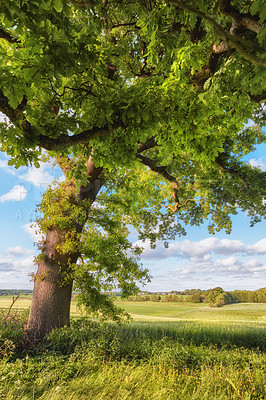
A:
0,306,28,359
189,293,203,303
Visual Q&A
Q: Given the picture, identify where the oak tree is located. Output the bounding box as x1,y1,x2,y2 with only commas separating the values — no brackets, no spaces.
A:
0,0,265,338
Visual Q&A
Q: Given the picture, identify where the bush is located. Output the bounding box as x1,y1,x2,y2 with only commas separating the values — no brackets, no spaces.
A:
0,307,28,359
189,293,203,303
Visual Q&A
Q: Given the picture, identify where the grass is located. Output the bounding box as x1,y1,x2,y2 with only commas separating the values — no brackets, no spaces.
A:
0,297,265,399
0,319,265,399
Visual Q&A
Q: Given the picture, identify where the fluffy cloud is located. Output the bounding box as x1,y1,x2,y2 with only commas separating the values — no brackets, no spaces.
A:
0,259,15,271
249,158,266,172
0,250,35,273
247,238,266,255
5,246,34,258
137,236,266,290
19,162,58,188
0,158,18,175
168,256,266,283
0,154,64,188
137,237,248,261
0,254,35,289
0,185,27,203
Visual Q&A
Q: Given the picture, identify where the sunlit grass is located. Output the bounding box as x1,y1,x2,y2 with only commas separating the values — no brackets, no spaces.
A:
0,293,265,399
0,318,265,399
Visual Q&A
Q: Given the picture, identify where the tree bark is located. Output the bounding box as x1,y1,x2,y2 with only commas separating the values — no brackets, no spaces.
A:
26,157,103,339
26,230,78,339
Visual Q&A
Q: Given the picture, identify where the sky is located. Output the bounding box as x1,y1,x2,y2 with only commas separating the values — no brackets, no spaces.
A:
0,141,265,292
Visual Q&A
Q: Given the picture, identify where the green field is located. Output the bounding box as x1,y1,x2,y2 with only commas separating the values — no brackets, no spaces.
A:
1,296,266,325
0,297,265,399
114,300,266,324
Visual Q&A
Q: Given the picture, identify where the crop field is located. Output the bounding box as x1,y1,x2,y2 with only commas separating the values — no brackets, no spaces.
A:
0,296,81,318
0,297,265,399
1,296,265,324
114,300,266,324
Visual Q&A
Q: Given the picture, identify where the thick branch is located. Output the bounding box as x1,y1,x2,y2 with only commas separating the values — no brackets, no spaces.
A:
137,153,179,205
167,0,266,67
219,0,262,33
249,91,266,103
137,137,157,153
112,22,137,29
37,123,120,151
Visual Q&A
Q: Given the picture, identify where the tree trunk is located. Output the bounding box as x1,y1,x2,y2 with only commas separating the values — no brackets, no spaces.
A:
26,229,77,339
26,157,103,339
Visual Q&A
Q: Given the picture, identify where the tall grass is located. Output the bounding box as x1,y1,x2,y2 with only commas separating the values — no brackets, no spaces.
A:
124,321,266,351
0,318,265,399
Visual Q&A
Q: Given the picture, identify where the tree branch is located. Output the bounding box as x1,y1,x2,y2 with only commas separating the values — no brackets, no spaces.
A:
136,153,179,207
215,160,249,190
0,28,17,43
137,137,157,153
249,91,266,103
37,123,120,151
167,0,266,67
219,0,262,33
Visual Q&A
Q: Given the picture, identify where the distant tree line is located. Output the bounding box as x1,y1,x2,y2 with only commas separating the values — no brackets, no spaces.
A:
231,288,266,304
128,287,266,307
0,289,33,296
1,288,265,307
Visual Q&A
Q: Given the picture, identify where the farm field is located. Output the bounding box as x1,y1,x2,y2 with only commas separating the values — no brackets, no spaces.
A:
1,296,266,325
114,300,266,324
0,297,265,399
0,296,81,318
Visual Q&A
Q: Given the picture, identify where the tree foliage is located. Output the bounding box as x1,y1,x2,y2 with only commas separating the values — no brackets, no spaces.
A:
0,0,265,325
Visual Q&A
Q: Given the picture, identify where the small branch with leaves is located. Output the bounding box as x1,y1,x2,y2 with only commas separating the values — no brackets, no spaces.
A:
136,153,179,209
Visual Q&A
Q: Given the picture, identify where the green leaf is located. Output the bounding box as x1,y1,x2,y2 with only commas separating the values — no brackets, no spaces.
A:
9,93,19,109
54,0,63,13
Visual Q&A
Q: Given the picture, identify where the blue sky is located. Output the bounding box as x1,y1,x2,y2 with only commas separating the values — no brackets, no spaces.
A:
0,140,265,291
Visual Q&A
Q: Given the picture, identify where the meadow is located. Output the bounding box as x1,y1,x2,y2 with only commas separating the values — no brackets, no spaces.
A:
0,297,265,399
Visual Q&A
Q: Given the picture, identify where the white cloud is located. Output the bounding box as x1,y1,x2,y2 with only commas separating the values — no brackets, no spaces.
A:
249,158,266,172
24,222,44,242
0,157,18,175
0,154,64,188
19,162,57,188
5,246,34,258
0,253,36,291
247,238,266,255
137,237,246,261
0,185,27,203
0,160,7,168
0,259,15,271
138,236,266,289
12,254,36,273
167,256,266,283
